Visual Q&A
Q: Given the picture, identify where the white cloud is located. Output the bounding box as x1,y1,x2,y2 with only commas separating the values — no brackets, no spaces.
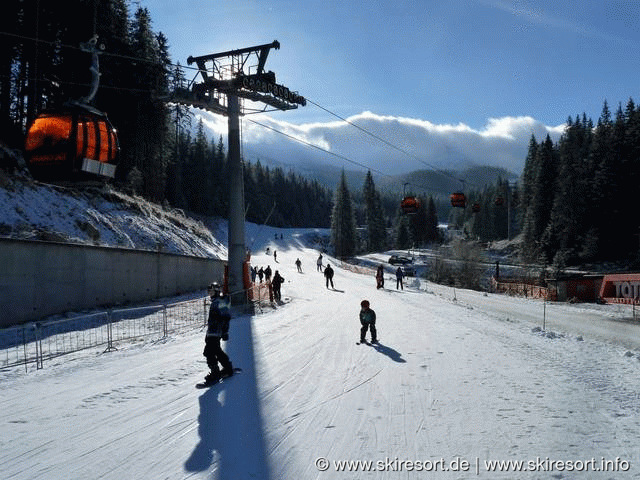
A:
196,109,565,175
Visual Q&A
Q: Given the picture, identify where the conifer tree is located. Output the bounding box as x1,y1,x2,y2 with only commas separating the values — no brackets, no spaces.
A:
395,215,411,249
331,171,358,258
425,197,440,243
522,136,557,261
519,135,538,228
362,171,387,252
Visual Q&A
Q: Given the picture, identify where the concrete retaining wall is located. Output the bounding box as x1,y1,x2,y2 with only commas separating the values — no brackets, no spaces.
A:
0,238,225,327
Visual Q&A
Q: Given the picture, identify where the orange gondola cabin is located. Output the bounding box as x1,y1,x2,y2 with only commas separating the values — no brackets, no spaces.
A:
450,192,467,208
400,196,420,214
24,107,119,180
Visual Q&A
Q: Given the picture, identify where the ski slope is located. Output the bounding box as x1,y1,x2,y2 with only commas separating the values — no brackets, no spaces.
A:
2,226,640,479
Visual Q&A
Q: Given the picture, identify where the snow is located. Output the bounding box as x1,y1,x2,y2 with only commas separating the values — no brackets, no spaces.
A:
2,222,640,480
0,174,226,258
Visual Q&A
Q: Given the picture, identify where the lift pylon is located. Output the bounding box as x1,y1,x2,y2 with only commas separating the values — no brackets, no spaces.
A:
173,41,305,302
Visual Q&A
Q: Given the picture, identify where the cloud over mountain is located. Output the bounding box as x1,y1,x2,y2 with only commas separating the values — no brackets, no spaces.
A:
196,109,565,176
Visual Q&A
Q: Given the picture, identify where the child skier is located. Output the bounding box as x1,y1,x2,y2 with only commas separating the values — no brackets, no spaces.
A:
359,300,377,344
202,282,234,385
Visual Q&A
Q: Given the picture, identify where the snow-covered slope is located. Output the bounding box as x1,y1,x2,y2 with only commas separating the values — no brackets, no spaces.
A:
0,170,226,258
2,225,640,480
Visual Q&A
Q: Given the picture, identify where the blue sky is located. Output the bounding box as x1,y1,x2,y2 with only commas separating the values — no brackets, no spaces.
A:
141,0,640,176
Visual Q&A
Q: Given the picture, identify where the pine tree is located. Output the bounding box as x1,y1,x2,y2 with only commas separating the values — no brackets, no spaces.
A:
331,171,358,258
395,215,411,249
519,135,538,228
165,63,191,209
362,171,387,252
425,197,440,243
590,100,617,260
522,136,557,261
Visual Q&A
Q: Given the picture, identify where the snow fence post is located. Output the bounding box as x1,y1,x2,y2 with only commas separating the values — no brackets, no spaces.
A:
34,322,43,370
104,310,116,352
162,304,168,339
203,298,208,328
22,326,28,373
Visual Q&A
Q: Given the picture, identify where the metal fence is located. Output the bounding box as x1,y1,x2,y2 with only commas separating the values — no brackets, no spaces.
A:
0,297,209,372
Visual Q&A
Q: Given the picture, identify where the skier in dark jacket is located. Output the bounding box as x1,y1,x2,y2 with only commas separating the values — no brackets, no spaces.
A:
324,263,334,288
203,282,233,384
395,266,404,290
271,270,284,301
359,300,377,343
264,265,272,282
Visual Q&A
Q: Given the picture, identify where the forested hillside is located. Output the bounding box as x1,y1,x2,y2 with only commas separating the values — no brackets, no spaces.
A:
2,1,639,264
519,101,640,268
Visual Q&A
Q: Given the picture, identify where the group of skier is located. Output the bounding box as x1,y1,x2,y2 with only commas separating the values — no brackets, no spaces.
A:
200,249,410,386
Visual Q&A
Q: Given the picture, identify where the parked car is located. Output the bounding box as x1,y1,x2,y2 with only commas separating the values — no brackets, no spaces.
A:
388,255,412,265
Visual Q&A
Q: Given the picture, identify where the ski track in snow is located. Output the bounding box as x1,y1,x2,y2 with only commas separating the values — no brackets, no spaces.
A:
2,226,640,479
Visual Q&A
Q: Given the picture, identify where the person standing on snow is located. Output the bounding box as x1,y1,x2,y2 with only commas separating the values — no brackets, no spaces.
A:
395,266,404,290
264,265,272,282
324,263,334,289
359,300,377,344
376,265,384,289
202,282,234,384
295,258,302,273
271,270,284,301
317,254,323,272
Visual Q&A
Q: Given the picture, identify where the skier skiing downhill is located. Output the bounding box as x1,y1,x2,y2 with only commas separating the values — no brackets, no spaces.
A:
359,300,377,344
202,282,234,385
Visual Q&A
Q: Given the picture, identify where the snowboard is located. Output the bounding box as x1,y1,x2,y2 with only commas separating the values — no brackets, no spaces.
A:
196,367,243,389
356,340,378,345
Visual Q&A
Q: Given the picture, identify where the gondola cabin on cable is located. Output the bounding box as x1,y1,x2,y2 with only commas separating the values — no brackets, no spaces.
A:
450,192,467,208
400,196,420,215
24,107,119,181
24,35,119,181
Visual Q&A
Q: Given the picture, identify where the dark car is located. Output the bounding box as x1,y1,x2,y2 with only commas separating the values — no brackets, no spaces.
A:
388,255,412,265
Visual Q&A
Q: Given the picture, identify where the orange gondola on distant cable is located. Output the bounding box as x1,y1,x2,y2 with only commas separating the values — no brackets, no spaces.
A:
450,192,467,208
401,196,420,214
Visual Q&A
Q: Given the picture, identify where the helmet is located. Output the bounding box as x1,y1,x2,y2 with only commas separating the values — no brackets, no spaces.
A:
208,282,221,296
360,300,370,308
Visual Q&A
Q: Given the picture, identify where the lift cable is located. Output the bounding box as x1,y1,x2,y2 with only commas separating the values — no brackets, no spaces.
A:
3,29,486,197
306,98,476,189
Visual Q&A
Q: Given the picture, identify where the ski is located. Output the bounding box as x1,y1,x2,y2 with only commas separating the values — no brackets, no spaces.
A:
196,367,243,389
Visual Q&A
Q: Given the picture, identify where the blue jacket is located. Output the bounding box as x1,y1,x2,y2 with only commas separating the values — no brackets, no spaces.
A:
359,308,376,324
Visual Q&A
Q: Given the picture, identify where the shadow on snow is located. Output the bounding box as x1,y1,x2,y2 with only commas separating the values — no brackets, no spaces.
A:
184,314,270,479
